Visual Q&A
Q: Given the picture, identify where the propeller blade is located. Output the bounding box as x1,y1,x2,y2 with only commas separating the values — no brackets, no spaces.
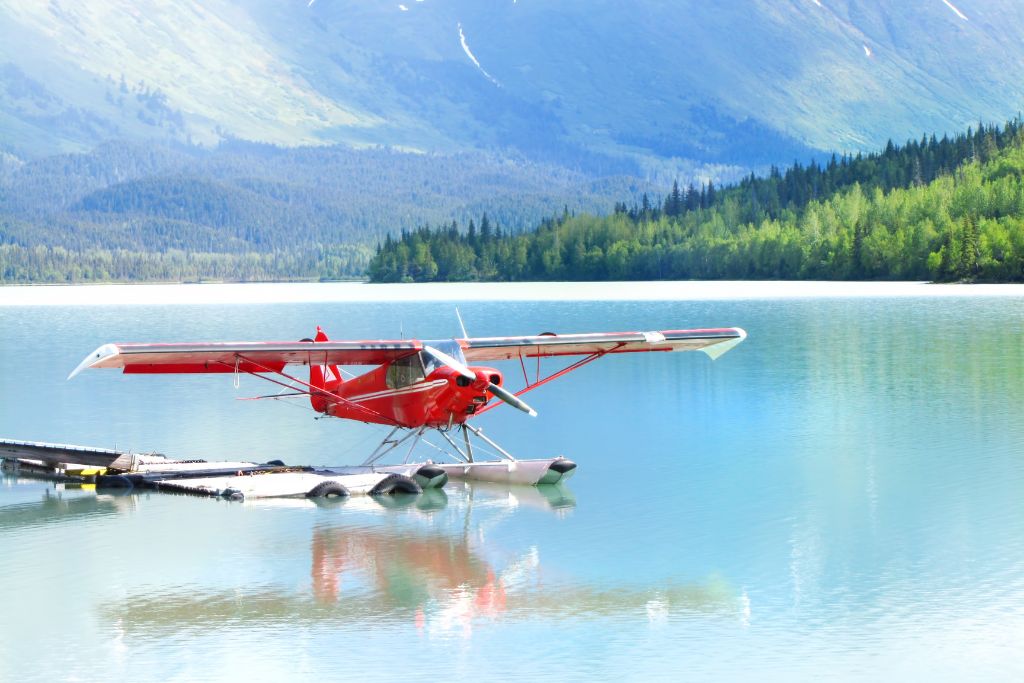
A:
423,345,537,416
488,382,538,417
422,345,475,380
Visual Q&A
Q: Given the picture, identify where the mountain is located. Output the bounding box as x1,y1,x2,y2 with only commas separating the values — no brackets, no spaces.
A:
3,0,1024,175
4,1,1024,284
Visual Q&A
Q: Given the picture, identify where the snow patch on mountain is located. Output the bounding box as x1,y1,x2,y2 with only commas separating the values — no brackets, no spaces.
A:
941,0,969,21
458,22,500,86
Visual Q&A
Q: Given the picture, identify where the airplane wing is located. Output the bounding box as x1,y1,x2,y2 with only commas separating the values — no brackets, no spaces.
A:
69,327,746,379
460,327,746,362
68,340,422,379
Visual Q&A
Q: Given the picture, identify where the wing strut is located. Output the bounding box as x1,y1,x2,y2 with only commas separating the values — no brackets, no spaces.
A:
475,344,621,417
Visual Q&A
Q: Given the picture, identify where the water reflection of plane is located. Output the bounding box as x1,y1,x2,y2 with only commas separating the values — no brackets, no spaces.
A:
99,482,742,636
455,480,576,512
308,525,738,635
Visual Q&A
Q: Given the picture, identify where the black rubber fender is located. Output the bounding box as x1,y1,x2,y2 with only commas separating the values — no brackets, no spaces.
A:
306,480,350,499
96,474,134,490
221,487,244,501
264,459,286,467
369,473,423,496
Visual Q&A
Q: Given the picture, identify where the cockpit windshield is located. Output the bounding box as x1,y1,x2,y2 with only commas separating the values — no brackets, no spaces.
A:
420,340,468,374
385,340,467,389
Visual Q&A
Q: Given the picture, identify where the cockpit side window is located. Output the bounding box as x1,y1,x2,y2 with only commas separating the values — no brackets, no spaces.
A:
386,352,426,389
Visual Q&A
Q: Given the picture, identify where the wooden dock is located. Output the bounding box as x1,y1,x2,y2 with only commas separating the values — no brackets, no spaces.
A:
0,438,143,471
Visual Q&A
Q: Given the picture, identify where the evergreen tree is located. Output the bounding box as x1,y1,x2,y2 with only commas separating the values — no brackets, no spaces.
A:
684,183,699,211
664,181,682,217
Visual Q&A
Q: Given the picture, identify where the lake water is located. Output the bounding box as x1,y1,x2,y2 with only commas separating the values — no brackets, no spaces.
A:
1,282,1023,682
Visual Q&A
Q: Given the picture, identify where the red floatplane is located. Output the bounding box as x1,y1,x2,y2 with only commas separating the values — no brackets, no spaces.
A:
69,324,746,486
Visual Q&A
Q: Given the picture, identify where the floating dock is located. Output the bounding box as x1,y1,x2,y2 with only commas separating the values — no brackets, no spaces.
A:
0,438,436,500
1,437,575,500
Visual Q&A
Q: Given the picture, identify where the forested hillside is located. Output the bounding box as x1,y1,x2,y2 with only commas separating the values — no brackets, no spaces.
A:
369,121,1024,283
0,142,647,283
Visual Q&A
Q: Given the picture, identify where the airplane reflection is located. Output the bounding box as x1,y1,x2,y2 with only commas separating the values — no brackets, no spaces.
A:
307,523,739,635
97,482,741,636
311,521,495,606
455,480,577,513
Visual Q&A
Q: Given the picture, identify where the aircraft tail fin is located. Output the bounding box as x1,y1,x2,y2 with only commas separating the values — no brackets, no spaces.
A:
309,326,342,413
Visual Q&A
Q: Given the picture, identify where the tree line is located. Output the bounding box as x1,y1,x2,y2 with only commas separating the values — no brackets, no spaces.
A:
1,140,644,283
0,243,371,284
368,119,1024,283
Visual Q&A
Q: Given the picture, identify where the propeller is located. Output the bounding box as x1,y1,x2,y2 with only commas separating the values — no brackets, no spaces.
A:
422,345,537,417
486,381,538,418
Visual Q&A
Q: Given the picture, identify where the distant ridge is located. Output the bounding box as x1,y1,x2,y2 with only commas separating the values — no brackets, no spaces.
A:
3,0,1024,174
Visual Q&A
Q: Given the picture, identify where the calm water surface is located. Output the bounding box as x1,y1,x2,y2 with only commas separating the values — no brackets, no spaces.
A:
1,284,1023,681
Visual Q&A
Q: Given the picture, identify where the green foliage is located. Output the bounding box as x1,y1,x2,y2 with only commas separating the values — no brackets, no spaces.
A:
370,120,1024,283
0,243,372,284
0,141,643,283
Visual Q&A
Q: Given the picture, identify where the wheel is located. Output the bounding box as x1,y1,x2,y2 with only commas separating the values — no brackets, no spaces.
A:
306,480,350,498
369,473,422,496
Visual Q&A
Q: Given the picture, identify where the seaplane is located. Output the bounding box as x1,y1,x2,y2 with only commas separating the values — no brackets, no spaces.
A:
68,322,746,491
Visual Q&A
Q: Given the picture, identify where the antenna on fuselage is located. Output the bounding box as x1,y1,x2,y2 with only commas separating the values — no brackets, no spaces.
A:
455,307,469,339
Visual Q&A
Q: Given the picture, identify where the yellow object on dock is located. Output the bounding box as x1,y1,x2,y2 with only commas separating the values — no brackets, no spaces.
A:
65,466,107,478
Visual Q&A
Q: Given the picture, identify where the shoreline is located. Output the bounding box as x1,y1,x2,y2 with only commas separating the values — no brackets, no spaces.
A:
2,280,1024,306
